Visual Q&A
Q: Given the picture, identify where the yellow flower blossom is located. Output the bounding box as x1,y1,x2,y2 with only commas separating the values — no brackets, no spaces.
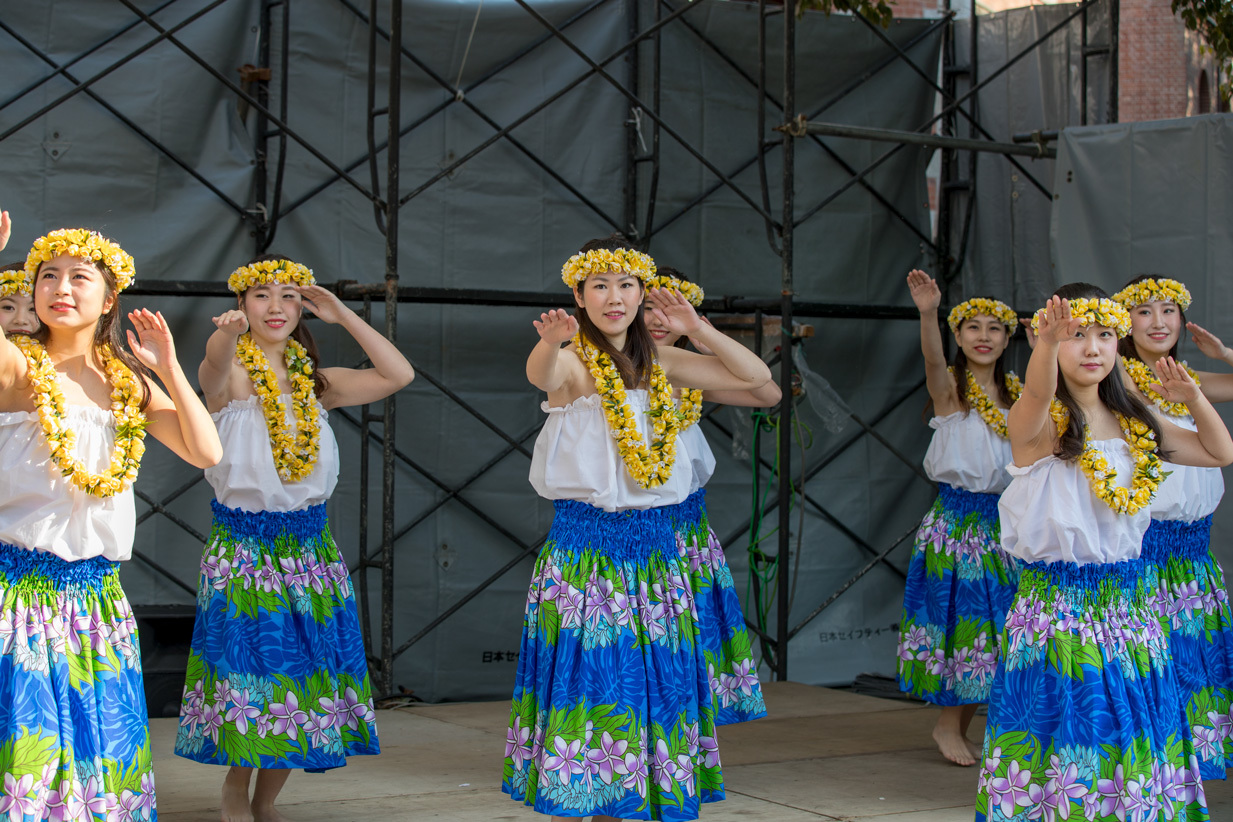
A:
227,259,316,294
24,229,136,291
235,333,321,482
947,298,1017,334
12,336,147,497
1051,398,1164,515
1122,356,1199,417
952,368,1022,439
1111,278,1192,312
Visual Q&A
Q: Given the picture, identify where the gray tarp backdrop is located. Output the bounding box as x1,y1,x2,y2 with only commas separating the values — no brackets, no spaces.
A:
0,0,944,704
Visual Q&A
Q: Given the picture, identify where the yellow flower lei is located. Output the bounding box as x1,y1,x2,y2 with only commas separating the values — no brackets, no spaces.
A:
1122,356,1200,417
947,298,1017,334
11,336,147,497
25,229,135,291
572,332,680,488
0,267,29,299
952,368,1022,438
228,259,316,294
1031,298,1131,338
645,274,705,308
561,248,656,289
1049,399,1164,515
1111,278,1192,312
235,333,321,482
677,388,704,431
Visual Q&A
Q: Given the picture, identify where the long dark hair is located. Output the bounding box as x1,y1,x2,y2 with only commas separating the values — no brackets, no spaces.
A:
238,254,329,397
1116,273,1186,363
1051,282,1165,461
655,265,694,351
573,236,657,389
32,251,153,410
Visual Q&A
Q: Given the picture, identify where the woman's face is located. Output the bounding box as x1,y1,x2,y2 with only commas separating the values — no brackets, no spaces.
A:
1128,300,1182,359
574,270,643,339
242,283,303,343
34,254,113,332
1057,322,1119,389
0,294,38,335
953,314,1009,367
643,303,681,348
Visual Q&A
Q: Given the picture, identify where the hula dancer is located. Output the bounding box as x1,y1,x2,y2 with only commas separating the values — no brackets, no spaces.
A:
0,228,221,813
174,257,414,821
895,270,1021,766
0,262,38,336
977,285,1233,821
503,238,773,821
644,266,777,725
1112,276,1233,780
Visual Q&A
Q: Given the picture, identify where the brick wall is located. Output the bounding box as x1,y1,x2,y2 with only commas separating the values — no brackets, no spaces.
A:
1119,0,1189,121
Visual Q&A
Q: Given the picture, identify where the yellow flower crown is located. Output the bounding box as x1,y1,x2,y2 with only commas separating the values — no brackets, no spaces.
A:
0,267,30,299
561,248,656,289
228,258,316,294
1030,297,1132,338
25,229,135,292
645,274,705,308
947,298,1017,334
1111,277,1192,312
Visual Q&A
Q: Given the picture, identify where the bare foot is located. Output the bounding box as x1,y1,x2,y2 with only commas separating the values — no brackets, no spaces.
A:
221,771,254,822
932,723,976,766
252,808,293,822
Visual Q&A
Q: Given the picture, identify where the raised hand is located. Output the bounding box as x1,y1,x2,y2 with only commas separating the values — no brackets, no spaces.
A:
212,309,249,336
297,285,352,325
0,210,9,252
1035,296,1080,346
533,309,578,344
646,287,702,337
906,269,941,313
1188,322,1228,361
127,309,178,376
1153,356,1202,405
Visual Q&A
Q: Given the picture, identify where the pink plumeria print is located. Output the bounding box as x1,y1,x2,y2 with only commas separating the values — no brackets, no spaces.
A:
0,773,35,822
585,732,630,785
542,737,587,786
506,716,533,770
225,688,262,736
988,760,1033,818
650,739,677,793
269,691,309,740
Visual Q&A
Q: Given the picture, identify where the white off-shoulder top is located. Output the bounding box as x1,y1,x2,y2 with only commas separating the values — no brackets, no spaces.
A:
1150,414,1224,522
922,410,1015,495
530,390,701,511
998,439,1151,564
678,423,717,496
0,407,135,562
205,395,340,513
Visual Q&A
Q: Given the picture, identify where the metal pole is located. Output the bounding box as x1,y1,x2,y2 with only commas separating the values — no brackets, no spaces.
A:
1108,0,1119,122
624,0,638,237
1081,0,1089,126
795,121,1056,158
254,0,274,249
380,0,403,699
776,0,795,683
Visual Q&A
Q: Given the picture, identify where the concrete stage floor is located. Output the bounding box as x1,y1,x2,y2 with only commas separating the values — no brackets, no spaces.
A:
155,682,1233,821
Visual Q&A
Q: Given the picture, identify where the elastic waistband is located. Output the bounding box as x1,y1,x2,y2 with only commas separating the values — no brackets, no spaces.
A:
549,499,681,562
211,499,329,544
1021,556,1150,593
936,483,1001,521
1141,515,1213,563
0,540,118,592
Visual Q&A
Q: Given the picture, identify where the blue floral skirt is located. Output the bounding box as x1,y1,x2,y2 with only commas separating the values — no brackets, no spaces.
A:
671,490,766,726
175,500,379,772
897,484,1019,705
1142,516,1233,781
502,499,723,821
0,541,155,819
976,558,1208,822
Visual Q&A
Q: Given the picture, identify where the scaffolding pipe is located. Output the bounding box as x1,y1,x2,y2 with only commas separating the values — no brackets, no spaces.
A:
792,120,1057,159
